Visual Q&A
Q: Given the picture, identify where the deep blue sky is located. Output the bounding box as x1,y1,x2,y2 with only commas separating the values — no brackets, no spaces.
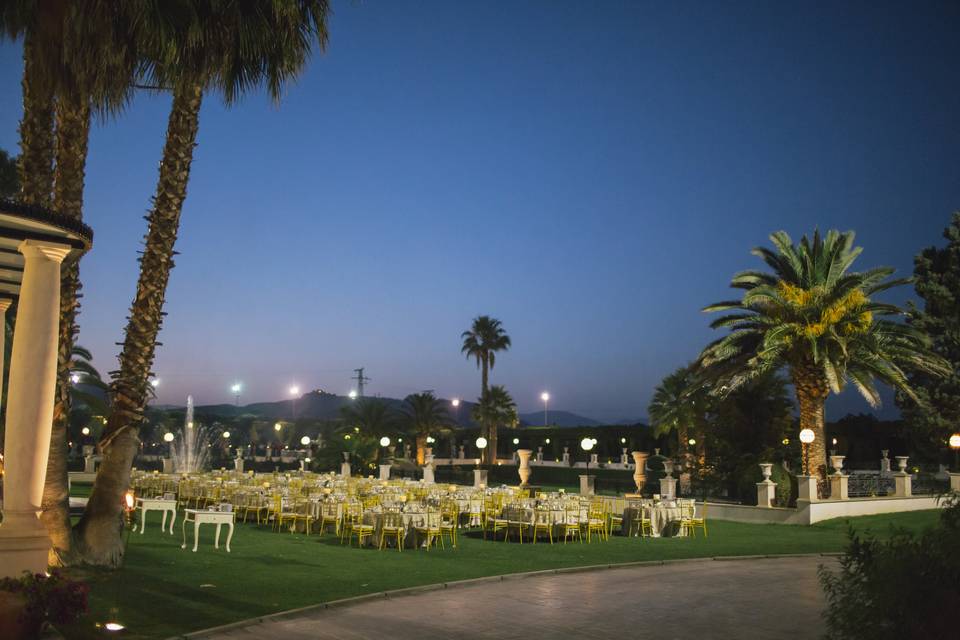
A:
1,1,958,422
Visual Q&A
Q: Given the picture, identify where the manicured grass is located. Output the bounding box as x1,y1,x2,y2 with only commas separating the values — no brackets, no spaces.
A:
55,504,941,640
70,482,94,499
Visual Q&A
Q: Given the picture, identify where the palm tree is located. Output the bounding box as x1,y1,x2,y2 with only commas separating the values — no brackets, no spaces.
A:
400,393,452,465
697,230,950,476
461,315,511,461
471,385,518,464
340,398,395,438
77,0,331,567
648,366,699,463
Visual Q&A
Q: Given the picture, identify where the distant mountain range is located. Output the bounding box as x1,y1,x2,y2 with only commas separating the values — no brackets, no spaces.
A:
159,389,608,427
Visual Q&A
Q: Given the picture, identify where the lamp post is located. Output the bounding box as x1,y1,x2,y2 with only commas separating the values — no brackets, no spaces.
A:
541,392,550,426
289,385,300,419
580,436,594,469
799,428,815,475
231,383,242,406
950,433,960,472
451,398,460,425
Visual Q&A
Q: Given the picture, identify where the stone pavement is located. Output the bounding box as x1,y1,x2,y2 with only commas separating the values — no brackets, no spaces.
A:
197,555,835,640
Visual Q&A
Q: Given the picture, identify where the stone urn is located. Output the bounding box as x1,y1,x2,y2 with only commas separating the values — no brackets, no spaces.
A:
759,463,773,481
631,451,649,492
662,459,674,478
829,455,846,476
895,456,909,473
517,449,533,486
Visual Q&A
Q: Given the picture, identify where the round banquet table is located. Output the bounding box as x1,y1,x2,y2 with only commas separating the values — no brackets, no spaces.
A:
621,501,686,537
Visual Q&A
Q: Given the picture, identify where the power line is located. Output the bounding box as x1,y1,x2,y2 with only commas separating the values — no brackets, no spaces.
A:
351,367,371,397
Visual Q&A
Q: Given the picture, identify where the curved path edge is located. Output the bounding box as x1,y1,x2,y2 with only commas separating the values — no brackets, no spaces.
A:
167,552,842,640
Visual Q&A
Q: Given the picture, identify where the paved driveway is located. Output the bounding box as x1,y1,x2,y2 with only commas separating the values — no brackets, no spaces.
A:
196,555,835,640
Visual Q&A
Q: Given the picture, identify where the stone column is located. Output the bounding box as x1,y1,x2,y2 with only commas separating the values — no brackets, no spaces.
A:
473,468,488,489
0,298,11,412
379,464,391,481
949,473,960,493
579,474,596,496
0,240,71,578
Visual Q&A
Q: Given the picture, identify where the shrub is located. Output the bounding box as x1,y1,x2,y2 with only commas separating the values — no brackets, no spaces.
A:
819,495,960,639
0,570,88,631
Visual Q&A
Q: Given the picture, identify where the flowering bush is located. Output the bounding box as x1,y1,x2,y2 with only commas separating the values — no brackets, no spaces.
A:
0,569,88,627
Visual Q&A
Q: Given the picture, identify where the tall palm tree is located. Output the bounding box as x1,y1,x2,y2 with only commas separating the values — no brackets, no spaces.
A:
697,230,950,476
461,316,511,394
471,385,518,464
648,366,695,461
400,392,452,465
4,2,139,565
77,0,331,567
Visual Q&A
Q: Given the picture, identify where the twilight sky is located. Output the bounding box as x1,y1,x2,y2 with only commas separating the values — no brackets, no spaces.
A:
1,1,958,422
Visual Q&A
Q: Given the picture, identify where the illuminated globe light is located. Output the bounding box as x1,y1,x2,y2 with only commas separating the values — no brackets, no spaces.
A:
300,436,311,446
540,392,550,402
782,438,790,445
104,622,125,632
688,438,696,446
512,437,520,445
426,436,435,444
163,432,175,443
348,390,358,400
70,373,81,384
545,438,551,444
274,422,282,432
81,427,90,436
475,436,488,449
231,383,242,394
187,421,194,429
592,438,598,445
344,434,351,440
580,437,594,451
289,385,300,396
222,431,231,439
799,429,815,444
620,437,627,444
379,436,391,447
451,398,460,407
949,433,960,449
304,458,311,463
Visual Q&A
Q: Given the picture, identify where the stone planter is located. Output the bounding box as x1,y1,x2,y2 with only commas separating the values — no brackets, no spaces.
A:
895,456,909,473
631,451,649,492
829,455,846,476
517,449,533,486
662,459,674,478
759,463,773,481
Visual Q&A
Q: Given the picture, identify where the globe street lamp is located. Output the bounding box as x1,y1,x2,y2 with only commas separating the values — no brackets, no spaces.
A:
163,432,174,443
451,398,460,425
379,436,391,448
949,433,960,472
81,426,90,436
231,383,242,406
348,390,358,400
541,392,550,426
274,422,282,432
581,436,594,470
799,428,815,475
300,435,311,446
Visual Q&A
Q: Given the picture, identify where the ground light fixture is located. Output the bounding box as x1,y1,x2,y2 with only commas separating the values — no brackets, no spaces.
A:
163,432,174,442
380,436,391,447
300,436,311,446
799,428,816,475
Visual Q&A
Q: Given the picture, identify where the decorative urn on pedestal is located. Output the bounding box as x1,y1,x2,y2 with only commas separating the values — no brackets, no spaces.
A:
517,449,533,486
631,451,649,492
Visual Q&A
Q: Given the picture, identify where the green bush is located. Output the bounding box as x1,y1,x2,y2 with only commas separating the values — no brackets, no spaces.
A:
819,495,960,639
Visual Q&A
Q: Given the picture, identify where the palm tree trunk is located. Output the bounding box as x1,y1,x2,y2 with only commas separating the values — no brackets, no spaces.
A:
40,93,91,566
488,422,498,466
792,367,829,478
74,81,203,567
416,435,426,467
17,29,55,206
480,357,489,463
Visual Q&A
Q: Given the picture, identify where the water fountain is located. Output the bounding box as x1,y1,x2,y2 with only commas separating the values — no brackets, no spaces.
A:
170,395,211,473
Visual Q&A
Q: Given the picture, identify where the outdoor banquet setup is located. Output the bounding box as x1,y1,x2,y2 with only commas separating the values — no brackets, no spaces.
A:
129,469,706,552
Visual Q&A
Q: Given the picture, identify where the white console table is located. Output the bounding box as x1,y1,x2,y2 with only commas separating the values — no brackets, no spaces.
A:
136,497,178,535
181,508,235,552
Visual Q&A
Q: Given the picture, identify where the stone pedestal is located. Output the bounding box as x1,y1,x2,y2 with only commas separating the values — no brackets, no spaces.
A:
757,481,776,507
659,476,677,500
536,447,543,463
829,474,849,500
620,448,629,465
894,473,912,497
798,475,818,502
0,241,72,578
340,462,351,477
458,445,465,460
589,453,599,466
422,466,435,484
379,464,391,481
473,469,488,489
579,474,596,496
949,473,960,493
234,456,244,473
517,449,532,486
83,455,96,473
162,458,174,474
631,451,648,492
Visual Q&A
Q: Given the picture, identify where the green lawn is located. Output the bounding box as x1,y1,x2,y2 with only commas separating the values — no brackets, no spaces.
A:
59,493,941,639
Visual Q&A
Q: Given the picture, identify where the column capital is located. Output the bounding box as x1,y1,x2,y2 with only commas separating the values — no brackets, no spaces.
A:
18,239,71,264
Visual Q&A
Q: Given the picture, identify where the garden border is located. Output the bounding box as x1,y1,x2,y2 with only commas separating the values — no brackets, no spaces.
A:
167,552,842,640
